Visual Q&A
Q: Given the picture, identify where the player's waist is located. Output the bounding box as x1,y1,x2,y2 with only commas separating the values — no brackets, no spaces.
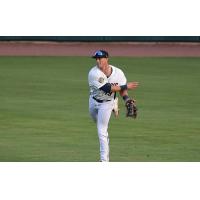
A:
92,96,112,103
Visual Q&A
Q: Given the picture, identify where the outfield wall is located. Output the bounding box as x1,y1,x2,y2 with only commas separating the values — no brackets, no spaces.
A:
0,36,200,42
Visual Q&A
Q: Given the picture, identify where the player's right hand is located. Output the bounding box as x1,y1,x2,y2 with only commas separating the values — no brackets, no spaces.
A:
127,82,139,90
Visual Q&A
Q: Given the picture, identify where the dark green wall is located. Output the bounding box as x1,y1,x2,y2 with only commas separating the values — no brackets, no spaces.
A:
0,36,200,42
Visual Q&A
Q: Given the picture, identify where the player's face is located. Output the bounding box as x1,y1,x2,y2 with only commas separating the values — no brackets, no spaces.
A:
96,57,108,70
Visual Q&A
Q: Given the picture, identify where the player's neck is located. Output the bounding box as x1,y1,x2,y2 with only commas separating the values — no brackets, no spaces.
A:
102,65,112,77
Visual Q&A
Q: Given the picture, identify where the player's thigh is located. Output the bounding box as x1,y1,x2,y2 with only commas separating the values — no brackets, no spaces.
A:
97,103,113,128
89,99,98,122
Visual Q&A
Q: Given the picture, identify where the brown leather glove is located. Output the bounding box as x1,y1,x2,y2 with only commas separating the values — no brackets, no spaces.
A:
125,99,137,118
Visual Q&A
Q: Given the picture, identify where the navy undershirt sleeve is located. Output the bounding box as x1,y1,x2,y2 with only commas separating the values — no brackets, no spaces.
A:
99,83,112,94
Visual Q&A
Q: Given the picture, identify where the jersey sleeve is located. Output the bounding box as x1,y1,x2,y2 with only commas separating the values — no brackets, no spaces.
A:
88,69,108,89
117,69,127,85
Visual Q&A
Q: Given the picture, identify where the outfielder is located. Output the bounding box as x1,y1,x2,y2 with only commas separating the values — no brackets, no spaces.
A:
88,50,138,162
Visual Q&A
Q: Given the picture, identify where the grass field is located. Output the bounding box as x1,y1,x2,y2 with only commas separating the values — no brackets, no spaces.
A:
0,56,200,161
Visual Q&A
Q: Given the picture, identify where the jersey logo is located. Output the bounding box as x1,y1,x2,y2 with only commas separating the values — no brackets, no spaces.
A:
98,77,104,83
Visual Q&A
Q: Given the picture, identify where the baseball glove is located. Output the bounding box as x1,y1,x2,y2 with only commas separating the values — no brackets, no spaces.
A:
125,99,137,118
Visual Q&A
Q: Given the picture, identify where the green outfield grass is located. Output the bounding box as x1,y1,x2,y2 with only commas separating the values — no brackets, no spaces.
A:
0,56,200,161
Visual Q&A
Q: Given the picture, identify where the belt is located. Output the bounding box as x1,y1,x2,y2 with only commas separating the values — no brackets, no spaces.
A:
92,97,111,103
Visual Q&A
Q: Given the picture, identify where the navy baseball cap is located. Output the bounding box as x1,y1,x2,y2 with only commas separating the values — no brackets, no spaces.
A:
92,50,109,58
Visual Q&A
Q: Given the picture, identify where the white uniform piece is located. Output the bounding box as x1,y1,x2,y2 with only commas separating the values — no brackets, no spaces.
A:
88,65,127,161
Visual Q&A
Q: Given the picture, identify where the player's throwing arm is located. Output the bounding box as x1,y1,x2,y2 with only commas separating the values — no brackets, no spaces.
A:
110,81,139,92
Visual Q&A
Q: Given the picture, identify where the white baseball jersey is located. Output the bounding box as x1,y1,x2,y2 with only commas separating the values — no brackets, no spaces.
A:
88,65,127,101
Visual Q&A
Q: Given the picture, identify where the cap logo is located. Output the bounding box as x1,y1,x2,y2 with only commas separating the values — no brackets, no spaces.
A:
95,51,103,56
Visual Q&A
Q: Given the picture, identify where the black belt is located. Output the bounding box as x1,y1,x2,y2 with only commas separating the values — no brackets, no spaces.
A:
92,97,111,103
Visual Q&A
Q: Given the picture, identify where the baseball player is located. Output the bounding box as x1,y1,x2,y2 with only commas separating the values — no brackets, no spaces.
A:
88,50,138,162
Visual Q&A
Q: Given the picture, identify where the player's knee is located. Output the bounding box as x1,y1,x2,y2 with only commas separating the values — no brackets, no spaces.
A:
98,133,109,142
97,127,108,136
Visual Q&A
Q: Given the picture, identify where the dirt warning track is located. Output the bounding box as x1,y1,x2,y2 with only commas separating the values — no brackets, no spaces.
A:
0,41,200,57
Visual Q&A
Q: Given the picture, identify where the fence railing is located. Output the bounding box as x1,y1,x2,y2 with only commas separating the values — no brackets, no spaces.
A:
0,36,200,42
